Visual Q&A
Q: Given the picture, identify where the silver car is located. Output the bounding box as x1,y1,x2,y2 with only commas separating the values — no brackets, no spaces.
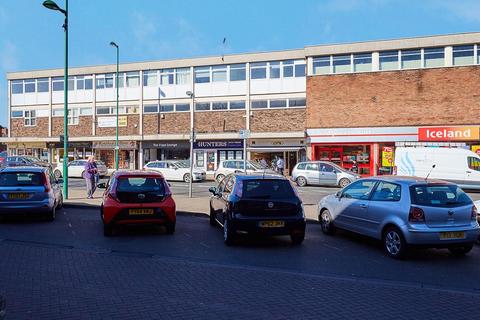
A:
292,161,360,188
318,176,480,259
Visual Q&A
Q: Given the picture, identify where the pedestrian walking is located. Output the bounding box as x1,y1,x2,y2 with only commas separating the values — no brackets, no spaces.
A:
84,155,98,199
351,160,358,174
260,158,268,169
276,157,284,175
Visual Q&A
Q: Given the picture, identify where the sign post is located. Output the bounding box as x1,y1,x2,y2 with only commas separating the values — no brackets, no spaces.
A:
239,129,250,174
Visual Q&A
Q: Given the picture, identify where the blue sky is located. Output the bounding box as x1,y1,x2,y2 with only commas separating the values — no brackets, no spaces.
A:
0,0,479,127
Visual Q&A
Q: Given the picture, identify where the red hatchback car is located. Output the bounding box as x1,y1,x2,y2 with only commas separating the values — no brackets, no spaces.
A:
99,170,176,236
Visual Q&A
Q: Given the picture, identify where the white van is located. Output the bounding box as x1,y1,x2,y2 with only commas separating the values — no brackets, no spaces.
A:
394,147,480,189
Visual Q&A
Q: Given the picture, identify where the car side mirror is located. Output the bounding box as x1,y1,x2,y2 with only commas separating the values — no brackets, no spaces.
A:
335,191,342,198
209,186,217,194
97,182,107,189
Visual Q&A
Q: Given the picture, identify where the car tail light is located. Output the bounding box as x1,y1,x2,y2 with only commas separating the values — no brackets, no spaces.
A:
472,205,478,221
42,173,51,192
409,206,425,223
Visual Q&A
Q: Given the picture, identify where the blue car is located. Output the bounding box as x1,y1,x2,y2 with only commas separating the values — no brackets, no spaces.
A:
0,166,63,221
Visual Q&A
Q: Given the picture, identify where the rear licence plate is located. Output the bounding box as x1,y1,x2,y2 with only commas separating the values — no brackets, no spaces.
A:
129,209,154,215
440,232,466,240
258,220,285,228
8,193,30,200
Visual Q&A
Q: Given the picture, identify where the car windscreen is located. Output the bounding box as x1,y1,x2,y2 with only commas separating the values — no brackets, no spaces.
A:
116,177,166,194
0,172,44,187
242,179,296,199
409,184,472,208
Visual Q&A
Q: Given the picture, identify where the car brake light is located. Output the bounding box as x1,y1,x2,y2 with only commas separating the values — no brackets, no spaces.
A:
409,206,425,223
472,205,478,221
42,173,51,192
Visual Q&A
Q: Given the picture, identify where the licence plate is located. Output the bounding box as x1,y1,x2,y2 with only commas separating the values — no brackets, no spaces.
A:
8,193,30,200
440,231,466,240
129,209,154,215
258,220,285,228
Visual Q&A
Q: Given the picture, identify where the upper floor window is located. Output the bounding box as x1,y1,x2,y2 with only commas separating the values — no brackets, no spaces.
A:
424,47,444,68
283,60,294,77
294,62,306,77
379,50,399,71
68,108,79,125
269,62,281,79
176,68,190,85
24,110,36,126
251,100,268,109
175,103,190,112
230,64,246,81
212,102,228,110
229,101,245,110
251,62,267,79
269,99,287,108
24,79,36,93
11,80,23,94
212,66,227,82
160,104,174,112
143,104,159,113
52,77,64,91
353,53,372,72
96,74,114,89
160,69,174,85
313,56,330,75
194,67,210,83
401,49,421,69
288,98,306,107
143,70,158,87
332,55,351,74
11,110,23,118
68,76,75,91
36,78,50,93
195,102,211,111
453,45,474,66
126,72,140,87
76,76,93,90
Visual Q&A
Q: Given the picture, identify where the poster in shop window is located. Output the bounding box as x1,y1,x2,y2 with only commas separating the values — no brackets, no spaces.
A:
382,147,394,167
472,145,480,156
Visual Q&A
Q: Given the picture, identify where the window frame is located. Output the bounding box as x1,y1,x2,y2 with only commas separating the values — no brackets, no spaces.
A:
24,110,37,127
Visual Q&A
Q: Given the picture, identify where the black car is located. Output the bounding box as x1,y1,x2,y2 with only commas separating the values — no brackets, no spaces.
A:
209,173,306,245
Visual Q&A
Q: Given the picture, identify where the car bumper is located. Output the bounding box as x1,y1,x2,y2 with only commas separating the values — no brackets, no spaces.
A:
0,199,53,214
231,216,306,236
403,224,480,246
103,198,176,225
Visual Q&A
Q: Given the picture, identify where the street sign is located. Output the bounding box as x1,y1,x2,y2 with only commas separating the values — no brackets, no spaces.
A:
239,129,250,139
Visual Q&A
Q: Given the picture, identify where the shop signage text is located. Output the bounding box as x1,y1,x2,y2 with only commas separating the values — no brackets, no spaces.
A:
418,127,480,141
98,116,127,128
193,140,243,149
143,141,189,149
93,141,137,149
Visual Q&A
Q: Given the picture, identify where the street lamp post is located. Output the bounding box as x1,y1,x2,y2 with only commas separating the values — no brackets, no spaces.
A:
43,0,69,199
186,91,195,198
110,42,120,170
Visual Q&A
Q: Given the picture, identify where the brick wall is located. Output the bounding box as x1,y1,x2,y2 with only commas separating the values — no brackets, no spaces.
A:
251,109,306,132
143,113,190,135
10,118,49,137
195,111,246,133
96,115,140,136
306,66,480,128
52,116,92,137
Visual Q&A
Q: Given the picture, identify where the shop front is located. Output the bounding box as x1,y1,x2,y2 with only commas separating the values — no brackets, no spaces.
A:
193,140,244,173
248,138,306,176
93,141,138,169
7,142,48,161
48,141,93,165
307,125,480,176
143,140,190,164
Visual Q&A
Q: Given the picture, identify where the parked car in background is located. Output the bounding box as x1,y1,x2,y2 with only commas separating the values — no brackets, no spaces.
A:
292,161,360,188
318,176,480,259
0,151,7,165
209,173,306,245
54,160,108,179
2,156,50,168
98,170,176,236
0,166,63,221
144,160,206,182
214,160,277,182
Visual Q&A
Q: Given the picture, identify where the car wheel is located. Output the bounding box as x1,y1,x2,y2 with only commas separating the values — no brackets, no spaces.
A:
223,218,236,246
290,233,305,245
46,205,56,222
383,226,407,259
54,170,62,179
216,174,225,183
209,206,216,226
339,178,351,188
103,224,114,237
319,209,335,235
165,221,176,234
81,171,85,179
296,176,307,187
183,173,191,183
448,244,474,256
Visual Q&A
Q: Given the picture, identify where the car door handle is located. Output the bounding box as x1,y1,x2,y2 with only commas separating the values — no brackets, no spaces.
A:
359,204,367,209
466,171,472,173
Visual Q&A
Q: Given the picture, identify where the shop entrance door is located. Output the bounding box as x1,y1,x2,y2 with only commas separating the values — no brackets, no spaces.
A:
316,147,343,166
206,151,216,172
286,151,297,176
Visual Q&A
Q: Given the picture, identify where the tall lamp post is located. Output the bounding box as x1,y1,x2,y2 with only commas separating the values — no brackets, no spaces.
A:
186,91,195,198
43,0,69,199
110,42,120,170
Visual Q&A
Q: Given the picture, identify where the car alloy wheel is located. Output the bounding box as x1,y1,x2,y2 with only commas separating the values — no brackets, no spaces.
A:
296,176,307,187
320,210,335,235
216,174,225,183
339,178,350,188
383,227,406,259
183,173,191,183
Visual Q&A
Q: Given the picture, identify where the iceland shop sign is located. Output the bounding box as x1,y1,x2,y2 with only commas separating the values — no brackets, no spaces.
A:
418,126,480,141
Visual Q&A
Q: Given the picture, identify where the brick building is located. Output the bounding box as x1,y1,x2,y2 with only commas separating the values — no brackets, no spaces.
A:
2,32,480,176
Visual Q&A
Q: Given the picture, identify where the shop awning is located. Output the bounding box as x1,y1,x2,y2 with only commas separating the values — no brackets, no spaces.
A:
248,146,305,152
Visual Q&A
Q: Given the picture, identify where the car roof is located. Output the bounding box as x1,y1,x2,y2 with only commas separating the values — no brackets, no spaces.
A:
113,170,164,178
231,173,287,181
363,175,453,186
0,166,47,173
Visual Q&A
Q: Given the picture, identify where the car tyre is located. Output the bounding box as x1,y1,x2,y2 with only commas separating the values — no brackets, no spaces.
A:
338,178,351,188
290,233,305,245
103,224,114,237
209,206,216,226
54,170,62,180
383,226,407,259
183,173,191,183
216,174,225,183
448,244,474,256
165,221,176,234
319,209,335,235
46,205,56,222
223,218,236,246
296,176,307,187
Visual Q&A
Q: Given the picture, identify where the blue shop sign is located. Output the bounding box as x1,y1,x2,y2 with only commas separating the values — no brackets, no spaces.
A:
194,140,243,149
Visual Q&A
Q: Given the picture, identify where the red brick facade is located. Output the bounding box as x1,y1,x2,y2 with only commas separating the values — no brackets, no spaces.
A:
195,111,246,133
306,66,480,129
143,113,190,135
52,117,93,137
10,118,49,137
251,109,306,132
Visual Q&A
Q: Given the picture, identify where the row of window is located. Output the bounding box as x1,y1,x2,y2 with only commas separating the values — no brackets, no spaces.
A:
312,45,480,75
11,110,37,126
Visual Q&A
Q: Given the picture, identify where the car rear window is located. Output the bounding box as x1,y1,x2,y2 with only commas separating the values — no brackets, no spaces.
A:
241,179,296,199
116,177,166,194
409,184,472,207
0,172,44,186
